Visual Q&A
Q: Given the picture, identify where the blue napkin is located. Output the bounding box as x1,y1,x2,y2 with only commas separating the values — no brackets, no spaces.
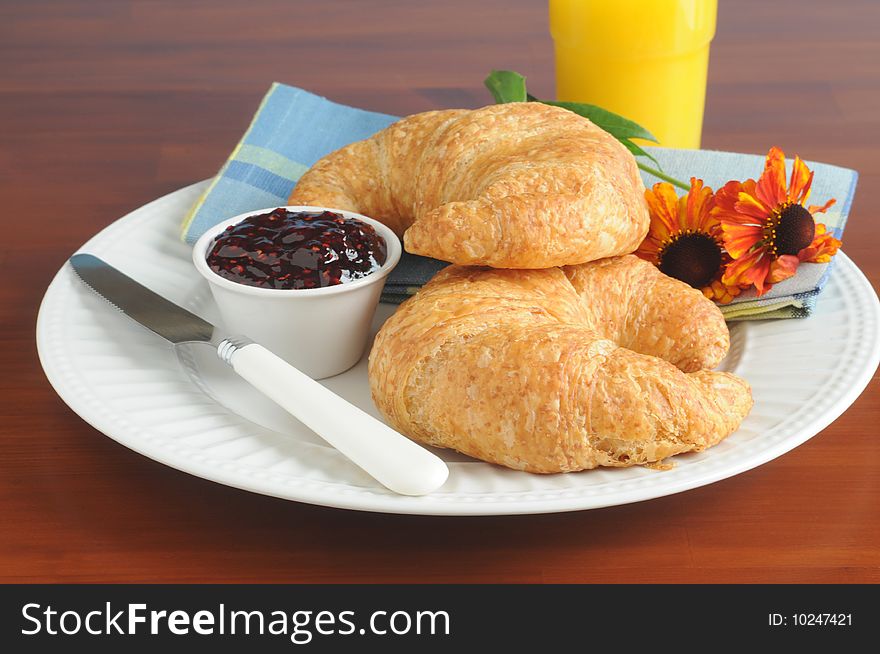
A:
181,82,857,320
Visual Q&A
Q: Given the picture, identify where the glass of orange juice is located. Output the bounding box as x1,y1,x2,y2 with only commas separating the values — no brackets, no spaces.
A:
549,0,717,149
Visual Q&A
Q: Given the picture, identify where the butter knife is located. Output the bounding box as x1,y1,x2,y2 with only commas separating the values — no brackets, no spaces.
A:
69,253,449,496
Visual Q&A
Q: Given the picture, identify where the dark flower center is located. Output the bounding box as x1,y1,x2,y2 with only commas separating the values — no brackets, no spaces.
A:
767,203,815,256
658,231,723,289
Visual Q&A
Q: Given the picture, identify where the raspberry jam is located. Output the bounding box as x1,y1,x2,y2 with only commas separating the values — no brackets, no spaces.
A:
206,208,387,290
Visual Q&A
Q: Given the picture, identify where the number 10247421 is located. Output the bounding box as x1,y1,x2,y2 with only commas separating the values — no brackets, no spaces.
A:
768,613,852,627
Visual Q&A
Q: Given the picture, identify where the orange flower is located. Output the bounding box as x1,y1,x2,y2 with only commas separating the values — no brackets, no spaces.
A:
713,147,840,296
636,178,742,304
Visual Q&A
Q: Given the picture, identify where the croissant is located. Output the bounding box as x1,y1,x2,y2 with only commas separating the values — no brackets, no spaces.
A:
289,103,649,268
368,255,752,473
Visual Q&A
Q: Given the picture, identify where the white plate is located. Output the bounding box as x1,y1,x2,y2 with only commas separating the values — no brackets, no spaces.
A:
37,181,880,515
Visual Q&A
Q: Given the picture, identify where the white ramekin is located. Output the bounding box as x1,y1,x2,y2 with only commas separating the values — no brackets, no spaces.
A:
192,206,401,379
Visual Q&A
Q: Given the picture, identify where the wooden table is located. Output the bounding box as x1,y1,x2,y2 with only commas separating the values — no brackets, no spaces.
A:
2,0,878,583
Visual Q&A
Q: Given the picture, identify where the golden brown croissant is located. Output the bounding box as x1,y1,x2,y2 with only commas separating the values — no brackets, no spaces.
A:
289,103,649,268
368,255,752,473
563,255,730,373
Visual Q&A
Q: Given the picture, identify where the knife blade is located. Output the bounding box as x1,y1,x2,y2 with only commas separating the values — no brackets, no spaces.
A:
70,253,216,345
68,253,449,496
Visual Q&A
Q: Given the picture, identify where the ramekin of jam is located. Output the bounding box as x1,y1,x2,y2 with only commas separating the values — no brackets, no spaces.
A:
193,206,401,379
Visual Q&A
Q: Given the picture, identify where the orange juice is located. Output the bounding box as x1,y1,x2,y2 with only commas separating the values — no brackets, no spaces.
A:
549,0,717,148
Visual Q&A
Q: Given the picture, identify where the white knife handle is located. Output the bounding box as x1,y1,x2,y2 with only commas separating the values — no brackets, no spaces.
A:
226,342,449,496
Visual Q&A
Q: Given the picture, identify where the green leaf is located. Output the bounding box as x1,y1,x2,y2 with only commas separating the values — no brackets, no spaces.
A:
539,100,658,143
484,70,527,104
620,138,661,168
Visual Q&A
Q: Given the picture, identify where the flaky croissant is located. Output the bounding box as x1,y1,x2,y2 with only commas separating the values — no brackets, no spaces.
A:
289,103,649,268
368,255,752,473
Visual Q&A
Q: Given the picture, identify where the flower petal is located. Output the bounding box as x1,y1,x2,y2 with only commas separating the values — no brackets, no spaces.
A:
768,255,799,283
682,177,715,233
740,178,773,213
721,223,764,259
788,155,814,205
734,191,773,220
713,180,744,214
756,146,789,209
702,278,743,305
645,218,671,245
713,179,765,224
644,183,681,236
676,194,690,233
635,242,660,264
747,255,773,296
727,180,772,224
808,198,836,214
723,247,769,292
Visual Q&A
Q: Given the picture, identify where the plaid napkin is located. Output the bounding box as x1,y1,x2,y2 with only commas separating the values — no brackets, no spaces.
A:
181,83,857,320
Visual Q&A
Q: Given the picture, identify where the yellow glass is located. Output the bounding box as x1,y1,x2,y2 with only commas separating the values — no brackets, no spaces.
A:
549,0,717,149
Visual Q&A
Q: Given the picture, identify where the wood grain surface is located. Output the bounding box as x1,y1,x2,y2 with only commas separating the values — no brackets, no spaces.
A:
2,0,878,583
